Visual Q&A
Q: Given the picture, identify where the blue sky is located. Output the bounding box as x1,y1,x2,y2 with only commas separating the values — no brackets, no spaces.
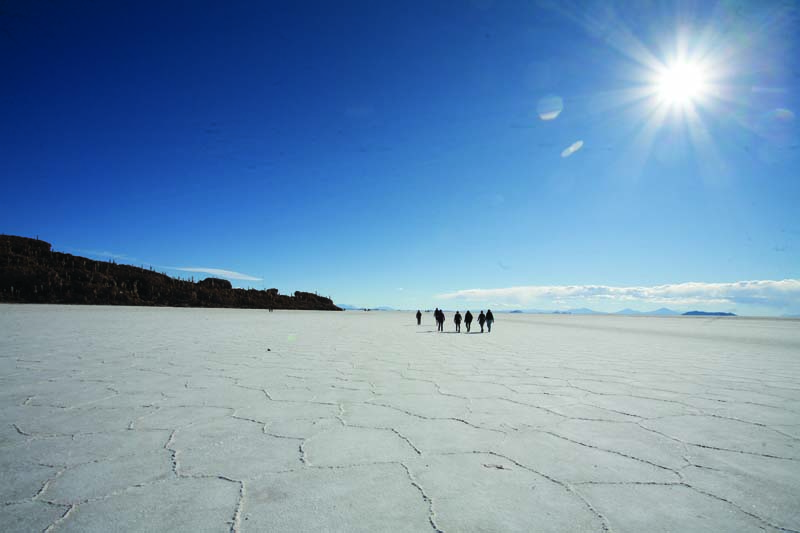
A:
1,1,798,315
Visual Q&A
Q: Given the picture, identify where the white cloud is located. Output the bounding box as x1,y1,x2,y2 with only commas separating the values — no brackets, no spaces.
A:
174,267,262,281
437,279,800,308
70,248,130,261
561,140,583,158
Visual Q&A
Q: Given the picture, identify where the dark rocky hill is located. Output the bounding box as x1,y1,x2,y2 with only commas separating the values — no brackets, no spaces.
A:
0,235,340,311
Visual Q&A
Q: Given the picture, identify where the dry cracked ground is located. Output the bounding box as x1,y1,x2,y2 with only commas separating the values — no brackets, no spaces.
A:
1,305,799,532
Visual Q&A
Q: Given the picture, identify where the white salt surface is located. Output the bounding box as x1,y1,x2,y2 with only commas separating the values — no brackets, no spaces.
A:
1,305,799,532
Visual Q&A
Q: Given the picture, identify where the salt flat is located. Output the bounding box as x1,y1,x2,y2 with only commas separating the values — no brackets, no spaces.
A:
1,305,799,532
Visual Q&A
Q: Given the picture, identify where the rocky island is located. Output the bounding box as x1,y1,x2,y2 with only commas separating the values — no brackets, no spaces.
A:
0,235,340,311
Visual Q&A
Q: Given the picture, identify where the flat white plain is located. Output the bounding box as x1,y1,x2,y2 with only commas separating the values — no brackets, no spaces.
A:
1,305,799,532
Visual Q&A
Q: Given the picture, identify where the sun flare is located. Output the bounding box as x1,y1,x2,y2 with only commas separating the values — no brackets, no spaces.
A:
655,61,708,105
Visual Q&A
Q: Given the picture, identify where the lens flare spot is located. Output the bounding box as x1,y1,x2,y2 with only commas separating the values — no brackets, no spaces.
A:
561,140,583,158
537,95,564,120
770,108,795,122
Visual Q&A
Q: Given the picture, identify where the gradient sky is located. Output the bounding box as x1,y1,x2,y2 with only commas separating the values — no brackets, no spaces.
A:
1,1,798,315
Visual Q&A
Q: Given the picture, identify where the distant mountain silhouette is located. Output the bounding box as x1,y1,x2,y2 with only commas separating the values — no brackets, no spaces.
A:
682,310,737,316
0,235,340,311
338,304,396,311
615,308,680,316
649,307,680,315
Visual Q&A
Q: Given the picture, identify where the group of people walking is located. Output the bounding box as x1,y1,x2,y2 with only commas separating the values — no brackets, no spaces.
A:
417,309,495,333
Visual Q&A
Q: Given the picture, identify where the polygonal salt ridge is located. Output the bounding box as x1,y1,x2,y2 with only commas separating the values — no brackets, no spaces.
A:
407,452,605,532
0,462,60,502
368,393,470,420
550,419,691,471
681,448,800,531
155,383,267,408
497,429,680,484
573,391,696,419
233,400,340,424
45,477,242,533
340,401,423,427
686,399,800,426
165,416,267,451
641,414,800,460
243,463,434,532
1,430,172,468
262,417,340,440
380,416,506,455
175,431,301,480
576,483,788,533
546,403,644,422
132,405,234,430
9,405,158,436
772,424,800,440
22,381,119,409
40,450,173,504
2,500,71,533
500,390,584,408
368,375,440,395
427,378,517,398
701,387,800,409
253,383,374,404
303,425,422,467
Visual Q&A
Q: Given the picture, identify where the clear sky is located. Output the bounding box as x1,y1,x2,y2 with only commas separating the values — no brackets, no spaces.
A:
1,1,798,315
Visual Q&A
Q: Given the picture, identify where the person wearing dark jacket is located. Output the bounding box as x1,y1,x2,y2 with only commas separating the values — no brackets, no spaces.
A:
416,310,422,325
438,309,445,331
486,309,495,332
464,310,473,332
478,311,486,333
454,311,462,332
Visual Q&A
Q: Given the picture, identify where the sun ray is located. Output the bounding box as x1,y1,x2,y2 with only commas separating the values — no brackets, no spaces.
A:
612,97,671,182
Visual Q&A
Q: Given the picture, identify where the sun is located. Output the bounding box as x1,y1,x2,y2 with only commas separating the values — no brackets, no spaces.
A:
654,60,708,106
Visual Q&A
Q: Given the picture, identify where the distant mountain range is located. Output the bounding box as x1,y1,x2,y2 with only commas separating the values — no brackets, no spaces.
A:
682,311,737,316
338,304,396,311
330,305,743,317
549,307,681,315
614,307,680,316
498,307,736,316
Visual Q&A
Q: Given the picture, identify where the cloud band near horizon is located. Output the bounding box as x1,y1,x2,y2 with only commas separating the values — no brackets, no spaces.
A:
173,267,262,281
437,279,800,309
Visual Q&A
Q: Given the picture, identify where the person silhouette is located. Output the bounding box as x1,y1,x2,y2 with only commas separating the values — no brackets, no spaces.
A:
478,310,486,333
416,310,422,325
454,311,462,332
438,309,446,331
464,310,473,332
486,309,495,332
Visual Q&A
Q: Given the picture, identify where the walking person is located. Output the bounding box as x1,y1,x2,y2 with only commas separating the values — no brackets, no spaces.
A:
464,310,473,332
454,311,462,333
438,309,446,331
478,310,486,333
416,310,422,325
486,309,495,333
